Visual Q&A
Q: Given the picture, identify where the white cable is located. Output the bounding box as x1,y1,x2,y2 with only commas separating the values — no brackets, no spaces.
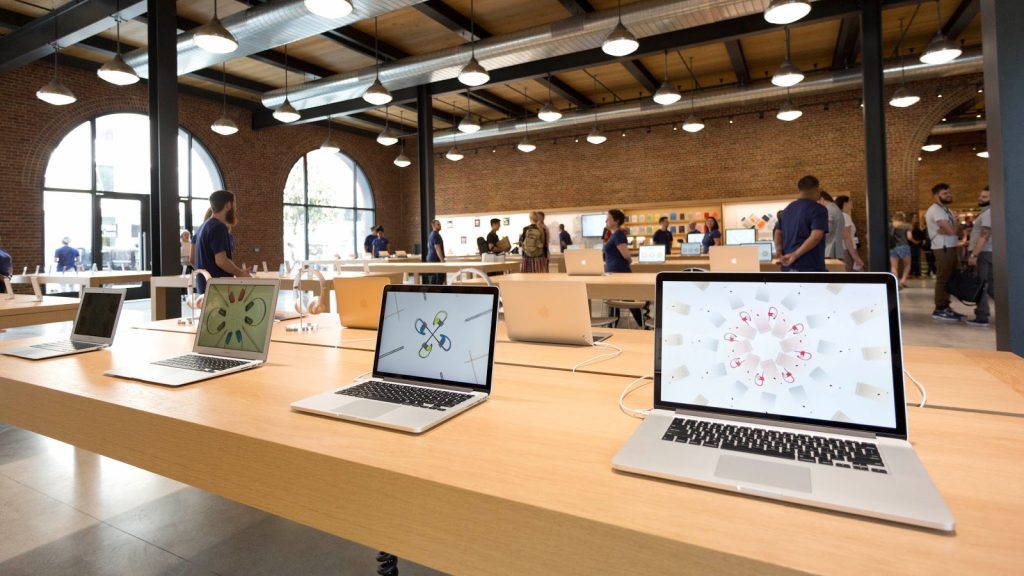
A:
571,341,623,372
904,369,927,408
619,374,653,419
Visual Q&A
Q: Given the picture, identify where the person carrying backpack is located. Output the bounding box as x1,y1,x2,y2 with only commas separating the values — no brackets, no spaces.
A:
520,211,548,273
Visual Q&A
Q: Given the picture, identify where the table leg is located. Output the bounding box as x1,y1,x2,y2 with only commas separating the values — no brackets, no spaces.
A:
151,283,166,321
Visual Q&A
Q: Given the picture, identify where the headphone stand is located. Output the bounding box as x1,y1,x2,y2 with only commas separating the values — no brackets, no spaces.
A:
285,282,318,332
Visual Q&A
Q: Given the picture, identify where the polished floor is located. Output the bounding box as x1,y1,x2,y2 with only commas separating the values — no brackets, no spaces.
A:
0,278,997,574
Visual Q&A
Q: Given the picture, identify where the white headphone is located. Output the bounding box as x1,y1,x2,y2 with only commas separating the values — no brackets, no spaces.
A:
186,269,213,310
293,267,329,315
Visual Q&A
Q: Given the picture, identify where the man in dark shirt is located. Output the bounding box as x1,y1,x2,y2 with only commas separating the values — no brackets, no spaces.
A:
0,237,11,294
558,224,572,252
363,226,378,256
651,216,673,255
776,176,828,272
372,227,390,258
194,190,250,293
424,219,445,284
54,237,79,271
485,218,502,253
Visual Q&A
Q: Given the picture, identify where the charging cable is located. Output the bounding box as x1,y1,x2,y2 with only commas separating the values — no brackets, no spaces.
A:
904,369,927,408
619,374,653,419
571,341,623,372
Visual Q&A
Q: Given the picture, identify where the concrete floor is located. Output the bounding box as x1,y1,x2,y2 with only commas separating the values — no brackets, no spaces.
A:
0,278,998,574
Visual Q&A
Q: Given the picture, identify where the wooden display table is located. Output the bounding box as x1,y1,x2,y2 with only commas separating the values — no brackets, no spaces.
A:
493,272,659,301
11,270,151,288
0,295,79,329
331,260,520,283
632,258,846,273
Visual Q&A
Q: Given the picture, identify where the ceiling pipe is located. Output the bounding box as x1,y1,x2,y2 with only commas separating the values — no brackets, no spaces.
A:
930,119,986,135
431,49,983,147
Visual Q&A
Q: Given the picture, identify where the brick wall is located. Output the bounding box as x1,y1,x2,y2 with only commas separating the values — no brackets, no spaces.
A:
0,60,407,273
917,147,989,216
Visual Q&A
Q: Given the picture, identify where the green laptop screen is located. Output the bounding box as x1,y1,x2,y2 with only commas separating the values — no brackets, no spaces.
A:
197,283,275,353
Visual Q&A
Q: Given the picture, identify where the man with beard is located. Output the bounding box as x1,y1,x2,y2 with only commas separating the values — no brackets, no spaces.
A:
967,186,994,327
925,183,963,322
194,190,250,294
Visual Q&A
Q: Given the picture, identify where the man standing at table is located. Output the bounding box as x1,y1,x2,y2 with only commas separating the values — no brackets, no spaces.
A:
363,226,378,257
558,224,572,252
425,219,445,285
926,183,963,322
194,190,250,294
776,176,828,272
486,219,503,253
652,216,673,255
54,237,79,272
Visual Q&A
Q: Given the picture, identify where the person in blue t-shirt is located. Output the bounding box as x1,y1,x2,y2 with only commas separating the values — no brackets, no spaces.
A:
651,217,673,255
604,209,644,326
424,219,445,284
363,226,378,256
193,190,250,293
372,227,390,258
53,237,79,271
0,237,11,293
701,216,722,254
776,176,828,272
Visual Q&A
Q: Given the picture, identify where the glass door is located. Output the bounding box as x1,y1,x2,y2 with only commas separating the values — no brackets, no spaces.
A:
96,194,149,299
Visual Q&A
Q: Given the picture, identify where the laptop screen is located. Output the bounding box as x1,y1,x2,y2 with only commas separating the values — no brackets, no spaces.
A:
655,273,906,436
725,228,756,245
196,282,277,354
639,245,666,263
373,285,498,391
680,242,702,256
72,290,123,339
747,242,774,262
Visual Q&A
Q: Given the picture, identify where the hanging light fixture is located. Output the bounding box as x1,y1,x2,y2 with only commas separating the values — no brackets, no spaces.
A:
771,26,804,87
602,0,638,57
362,17,393,105
376,107,400,146
776,89,802,121
273,45,301,123
681,57,704,132
446,103,464,161
458,0,490,86
194,0,238,54
211,63,238,135
653,50,681,105
394,146,412,167
538,73,562,122
920,0,962,65
37,10,76,106
586,77,606,144
976,150,989,159
319,116,340,152
517,87,536,152
458,91,481,133
764,0,811,25
921,142,943,152
304,0,353,19
890,19,920,108
98,2,139,86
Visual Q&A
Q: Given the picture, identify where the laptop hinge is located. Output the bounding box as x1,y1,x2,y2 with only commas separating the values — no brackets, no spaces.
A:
673,408,876,439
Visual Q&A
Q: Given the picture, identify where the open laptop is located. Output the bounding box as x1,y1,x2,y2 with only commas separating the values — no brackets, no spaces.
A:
638,245,666,264
564,248,604,276
747,241,775,263
613,272,955,531
334,275,391,329
709,245,760,272
500,280,610,345
687,232,704,243
679,242,702,257
3,287,126,360
105,278,280,387
292,284,498,433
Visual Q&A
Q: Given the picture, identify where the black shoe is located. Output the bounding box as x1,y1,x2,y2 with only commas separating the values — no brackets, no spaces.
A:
932,309,961,322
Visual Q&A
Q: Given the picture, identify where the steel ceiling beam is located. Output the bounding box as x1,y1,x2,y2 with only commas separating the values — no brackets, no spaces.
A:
413,0,491,42
723,39,750,86
555,0,595,17
321,25,408,62
534,74,593,108
620,58,659,93
831,13,861,70
942,0,980,41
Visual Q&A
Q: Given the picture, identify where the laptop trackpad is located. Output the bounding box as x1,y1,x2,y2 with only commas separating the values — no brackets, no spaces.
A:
714,455,812,493
336,400,400,419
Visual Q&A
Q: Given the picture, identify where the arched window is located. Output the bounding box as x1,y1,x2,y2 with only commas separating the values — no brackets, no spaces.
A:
282,149,375,262
43,113,223,273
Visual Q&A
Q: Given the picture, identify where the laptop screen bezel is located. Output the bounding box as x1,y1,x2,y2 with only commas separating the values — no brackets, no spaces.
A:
70,287,127,345
372,284,499,393
192,278,281,362
654,272,908,439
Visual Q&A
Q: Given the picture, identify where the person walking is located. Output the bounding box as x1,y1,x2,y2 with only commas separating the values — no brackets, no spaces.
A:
925,183,964,322
909,213,924,277
558,224,572,252
604,209,644,327
889,212,913,288
700,216,722,254
967,186,994,327
425,219,445,285
54,237,79,272
776,176,828,272
519,212,548,273
179,230,194,275
834,196,865,271
194,190,250,294
652,217,673,255
819,191,846,262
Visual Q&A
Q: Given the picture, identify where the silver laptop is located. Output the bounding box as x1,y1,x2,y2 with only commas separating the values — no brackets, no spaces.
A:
334,275,391,329
500,280,610,346
105,278,280,387
3,288,126,360
613,272,954,531
292,284,499,433
564,248,604,276
746,241,775,262
638,245,666,263
679,242,702,256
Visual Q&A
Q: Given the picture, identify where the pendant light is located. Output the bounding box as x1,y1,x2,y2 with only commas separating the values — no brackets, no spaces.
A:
195,0,238,54
920,0,961,65
517,88,536,153
376,107,399,146
458,91,481,133
394,111,411,167
653,51,681,106
586,77,606,144
921,142,942,152
537,74,562,122
211,63,239,135
446,103,463,161
273,45,301,123
98,2,139,86
602,0,638,57
37,10,76,106
772,26,804,88
458,0,489,86
320,116,340,152
681,57,704,132
776,89,802,121
764,0,811,25
890,19,920,108
304,0,353,19
362,17,393,105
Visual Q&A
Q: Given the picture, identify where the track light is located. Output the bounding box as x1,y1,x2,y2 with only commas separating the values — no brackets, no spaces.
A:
920,1,961,65
764,0,811,25
304,0,353,19
362,18,393,104
195,0,238,54
602,1,638,57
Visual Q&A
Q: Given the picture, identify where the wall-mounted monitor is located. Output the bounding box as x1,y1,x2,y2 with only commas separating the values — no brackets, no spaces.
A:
581,213,606,237
725,228,756,246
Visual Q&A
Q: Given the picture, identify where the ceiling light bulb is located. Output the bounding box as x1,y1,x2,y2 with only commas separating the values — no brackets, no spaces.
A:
921,143,942,152
376,127,399,146
211,115,238,135
538,102,562,122
458,56,490,87
320,135,340,153
97,53,139,86
458,114,481,134
194,16,238,54
764,0,811,25
977,150,989,159
303,0,353,19
889,86,920,108
776,99,802,121
36,77,76,106
771,59,804,87
586,129,606,145
682,113,704,133
394,151,411,167
602,21,639,57
362,77,393,105
653,81,681,105
920,33,962,65
445,145,463,161
517,137,536,153
273,100,301,123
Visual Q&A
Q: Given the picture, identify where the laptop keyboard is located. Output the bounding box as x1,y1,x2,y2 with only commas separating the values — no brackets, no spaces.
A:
31,341,98,352
662,418,887,473
153,354,250,373
337,380,473,411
